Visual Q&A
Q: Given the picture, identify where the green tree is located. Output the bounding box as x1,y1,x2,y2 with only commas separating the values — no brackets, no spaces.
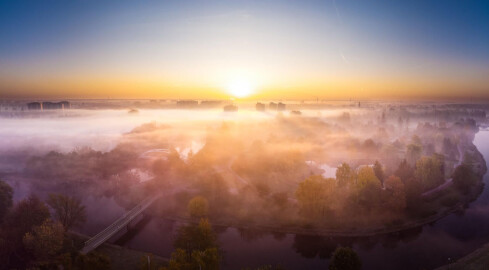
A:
336,163,354,188
373,161,385,186
355,167,382,210
453,164,478,194
0,180,13,221
329,247,362,270
415,155,444,190
47,193,87,230
296,175,336,219
23,219,64,261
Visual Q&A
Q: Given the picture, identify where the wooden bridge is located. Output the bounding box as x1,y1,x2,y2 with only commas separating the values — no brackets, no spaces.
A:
81,193,162,254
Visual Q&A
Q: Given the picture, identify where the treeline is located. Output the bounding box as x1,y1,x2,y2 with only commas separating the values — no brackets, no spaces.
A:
0,180,111,269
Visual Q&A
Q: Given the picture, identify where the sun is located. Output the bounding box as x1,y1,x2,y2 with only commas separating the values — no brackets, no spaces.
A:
227,80,254,98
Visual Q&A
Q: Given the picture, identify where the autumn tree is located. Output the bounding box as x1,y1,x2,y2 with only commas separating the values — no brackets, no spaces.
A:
296,175,336,219
4,195,50,247
415,155,444,190
336,163,354,188
168,219,220,270
47,193,87,230
383,175,406,211
188,196,209,218
355,167,382,210
329,247,362,270
23,219,64,262
0,180,13,221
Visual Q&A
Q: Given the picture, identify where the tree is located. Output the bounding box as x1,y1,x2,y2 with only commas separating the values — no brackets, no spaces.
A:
47,193,87,230
0,180,13,221
453,164,478,194
406,144,423,166
394,159,414,183
23,219,64,261
373,161,385,186
405,178,423,213
295,175,336,219
174,219,217,254
336,163,354,188
355,167,382,210
415,156,444,190
4,195,50,246
167,219,220,270
187,196,209,218
329,247,361,270
383,175,406,211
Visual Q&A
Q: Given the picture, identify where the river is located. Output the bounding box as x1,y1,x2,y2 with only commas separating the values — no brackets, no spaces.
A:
80,130,489,270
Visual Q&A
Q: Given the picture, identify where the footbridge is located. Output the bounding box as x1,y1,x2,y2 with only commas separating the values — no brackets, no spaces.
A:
81,193,162,254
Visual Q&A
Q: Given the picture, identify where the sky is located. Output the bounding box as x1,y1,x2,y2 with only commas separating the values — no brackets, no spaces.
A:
0,0,488,100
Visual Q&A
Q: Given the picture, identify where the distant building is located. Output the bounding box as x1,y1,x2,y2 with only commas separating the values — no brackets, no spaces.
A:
223,104,238,112
277,102,286,111
256,102,265,111
176,100,198,108
27,102,42,110
200,100,222,108
27,101,70,110
269,102,277,110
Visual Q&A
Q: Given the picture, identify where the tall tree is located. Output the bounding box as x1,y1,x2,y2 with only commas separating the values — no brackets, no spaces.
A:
406,144,423,166
0,180,13,221
47,194,87,230
373,161,385,186
394,159,414,183
355,167,382,210
415,156,444,190
336,163,354,188
187,196,209,218
168,219,220,270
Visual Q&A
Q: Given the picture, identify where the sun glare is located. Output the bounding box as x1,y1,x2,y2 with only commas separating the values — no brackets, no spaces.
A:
227,80,254,98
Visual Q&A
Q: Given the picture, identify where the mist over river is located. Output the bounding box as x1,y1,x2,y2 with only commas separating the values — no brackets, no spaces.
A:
2,107,488,270
76,130,489,270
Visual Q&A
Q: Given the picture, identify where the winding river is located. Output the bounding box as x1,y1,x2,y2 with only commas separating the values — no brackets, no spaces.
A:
81,130,489,270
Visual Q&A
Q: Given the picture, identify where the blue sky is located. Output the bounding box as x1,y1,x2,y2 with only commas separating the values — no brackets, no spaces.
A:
1,0,488,99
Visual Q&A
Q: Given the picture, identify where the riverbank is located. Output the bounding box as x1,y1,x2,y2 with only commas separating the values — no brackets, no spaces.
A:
434,242,489,270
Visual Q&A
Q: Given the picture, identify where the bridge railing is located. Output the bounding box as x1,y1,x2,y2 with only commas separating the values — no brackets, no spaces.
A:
84,193,161,247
